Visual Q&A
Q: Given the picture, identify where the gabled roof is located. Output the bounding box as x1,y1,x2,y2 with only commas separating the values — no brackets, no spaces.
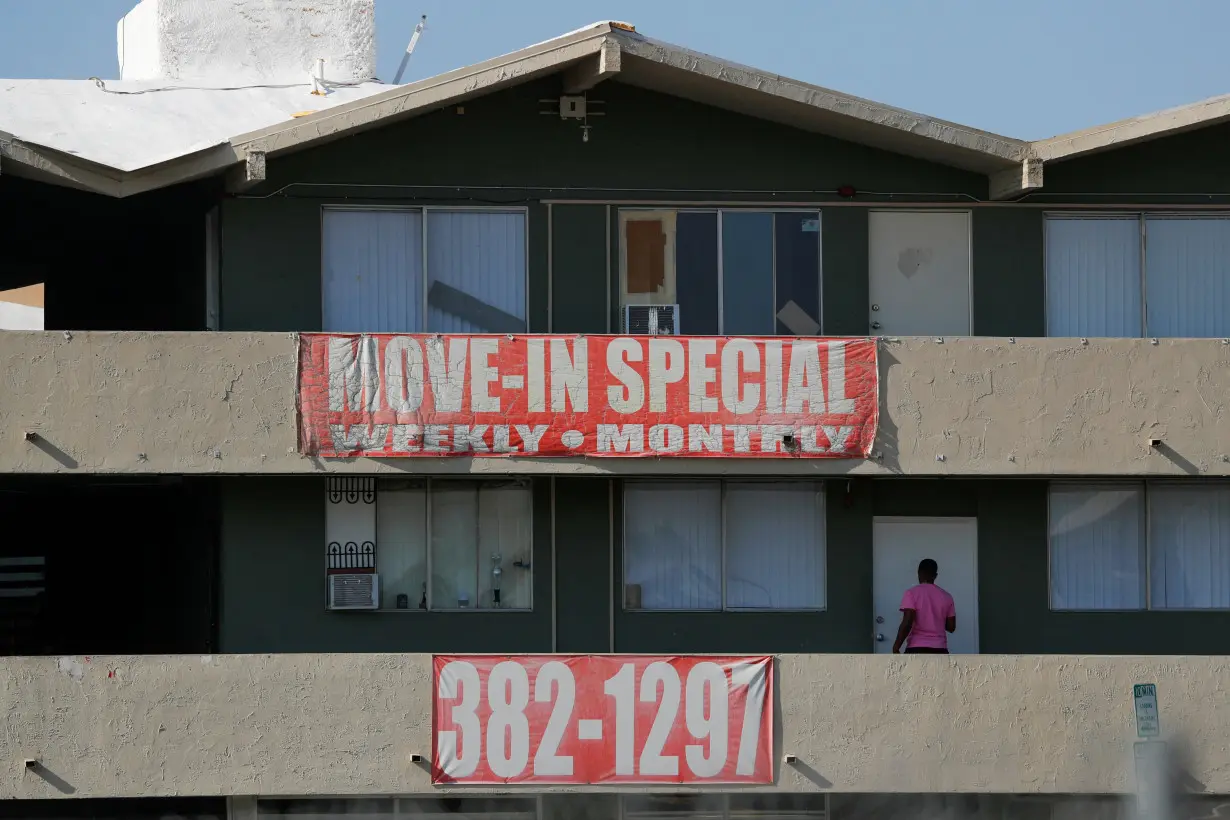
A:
1,20,1228,199
225,22,1030,172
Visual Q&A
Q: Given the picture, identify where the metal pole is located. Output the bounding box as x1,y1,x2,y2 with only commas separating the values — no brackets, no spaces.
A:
393,15,427,84
1134,739,1172,820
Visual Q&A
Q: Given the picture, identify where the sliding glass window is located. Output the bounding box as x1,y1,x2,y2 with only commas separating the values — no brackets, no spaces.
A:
619,209,822,336
321,207,528,333
1046,213,1230,337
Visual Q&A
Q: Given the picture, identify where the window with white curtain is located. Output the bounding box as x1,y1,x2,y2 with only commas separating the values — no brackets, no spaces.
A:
325,478,533,611
1049,483,1230,610
623,480,826,611
1143,217,1230,338
430,480,534,611
1045,216,1142,338
1149,485,1230,609
321,207,527,333
623,481,722,610
1048,485,1145,610
1045,213,1230,338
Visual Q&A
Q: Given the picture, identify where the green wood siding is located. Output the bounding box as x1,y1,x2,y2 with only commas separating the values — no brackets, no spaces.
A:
821,208,870,336
550,205,608,333
552,478,613,652
972,209,1045,337
1043,122,1230,197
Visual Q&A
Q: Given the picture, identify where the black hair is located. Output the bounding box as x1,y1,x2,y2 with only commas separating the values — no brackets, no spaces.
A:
918,558,938,576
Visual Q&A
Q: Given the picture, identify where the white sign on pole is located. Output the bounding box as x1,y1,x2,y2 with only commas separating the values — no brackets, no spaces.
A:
1134,683,1160,737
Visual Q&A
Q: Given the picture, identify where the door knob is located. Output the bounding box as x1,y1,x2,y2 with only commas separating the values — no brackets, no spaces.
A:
875,633,885,642
871,304,880,311
875,616,884,624
870,321,882,330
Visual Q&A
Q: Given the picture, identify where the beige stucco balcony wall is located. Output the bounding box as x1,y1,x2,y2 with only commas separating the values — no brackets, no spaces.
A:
0,332,1225,476
1,653,1223,798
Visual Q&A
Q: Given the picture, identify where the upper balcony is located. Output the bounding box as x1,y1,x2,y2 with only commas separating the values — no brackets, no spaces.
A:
0,330,1226,477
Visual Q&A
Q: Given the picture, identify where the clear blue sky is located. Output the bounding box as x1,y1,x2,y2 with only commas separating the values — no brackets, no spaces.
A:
1,0,1228,140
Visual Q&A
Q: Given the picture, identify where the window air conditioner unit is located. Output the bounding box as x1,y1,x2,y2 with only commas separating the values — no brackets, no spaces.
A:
328,573,380,610
623,304,679,335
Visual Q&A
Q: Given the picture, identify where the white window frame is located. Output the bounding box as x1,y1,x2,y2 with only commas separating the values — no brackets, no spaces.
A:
616,207,824,335
326,477,534,613
1043,211,1230,338
319,205,531,332
621,478,827,613
1047,480,1230,612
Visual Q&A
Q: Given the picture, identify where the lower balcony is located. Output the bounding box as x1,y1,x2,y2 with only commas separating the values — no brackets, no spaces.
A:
2,653,1227,799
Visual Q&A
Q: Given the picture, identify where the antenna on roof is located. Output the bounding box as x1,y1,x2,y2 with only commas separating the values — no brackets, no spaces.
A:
393,15,428,85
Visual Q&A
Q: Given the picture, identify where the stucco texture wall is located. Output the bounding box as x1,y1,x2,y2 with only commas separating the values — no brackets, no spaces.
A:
2,332,1229,477
4,653,1228,799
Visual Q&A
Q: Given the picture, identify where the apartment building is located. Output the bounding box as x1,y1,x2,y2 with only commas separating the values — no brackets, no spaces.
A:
3,2,1230,819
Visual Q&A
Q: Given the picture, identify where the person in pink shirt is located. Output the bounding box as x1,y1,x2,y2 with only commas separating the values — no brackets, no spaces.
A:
891,558,956,654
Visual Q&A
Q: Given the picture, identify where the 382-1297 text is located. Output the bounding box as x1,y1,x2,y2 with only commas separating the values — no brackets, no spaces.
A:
432,655,774,784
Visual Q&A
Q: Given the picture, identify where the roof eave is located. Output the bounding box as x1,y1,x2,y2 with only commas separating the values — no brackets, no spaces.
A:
612,31,1027,174
1034,94,1230,164
0,134,241,198
222,25,1027,175
227,23,618,159
0,134,124,196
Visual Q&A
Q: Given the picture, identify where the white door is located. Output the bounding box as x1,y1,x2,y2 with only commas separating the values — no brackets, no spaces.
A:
872,517,978,654
868,211,971,336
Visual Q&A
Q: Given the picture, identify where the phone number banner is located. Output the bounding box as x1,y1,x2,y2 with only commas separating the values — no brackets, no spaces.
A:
298,334,877,458
432,655,774,785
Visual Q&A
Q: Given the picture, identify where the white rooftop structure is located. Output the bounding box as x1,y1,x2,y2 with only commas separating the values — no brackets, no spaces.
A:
118,0,376,84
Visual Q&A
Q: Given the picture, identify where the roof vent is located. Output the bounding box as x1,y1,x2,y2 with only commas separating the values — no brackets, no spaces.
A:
117,0,376,85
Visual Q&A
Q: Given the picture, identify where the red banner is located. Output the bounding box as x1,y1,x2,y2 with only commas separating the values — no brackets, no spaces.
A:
432,655,773,785
298,334,877,458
